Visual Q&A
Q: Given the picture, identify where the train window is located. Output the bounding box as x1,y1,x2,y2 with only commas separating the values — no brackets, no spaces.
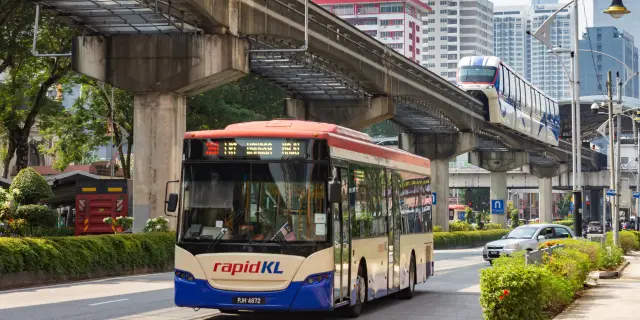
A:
500,65,506,96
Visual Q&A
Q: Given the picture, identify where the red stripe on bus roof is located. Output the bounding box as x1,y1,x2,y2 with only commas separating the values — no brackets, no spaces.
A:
185,120,430,169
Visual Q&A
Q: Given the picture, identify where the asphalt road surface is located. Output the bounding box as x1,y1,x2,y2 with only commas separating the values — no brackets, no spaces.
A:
0,247,487,320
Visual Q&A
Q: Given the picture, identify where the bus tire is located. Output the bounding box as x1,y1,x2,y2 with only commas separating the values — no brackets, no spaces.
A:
399,256,416,300
345,262,366,318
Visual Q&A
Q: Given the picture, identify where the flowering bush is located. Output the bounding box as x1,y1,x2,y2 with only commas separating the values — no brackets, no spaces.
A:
143,217,170,233
0,188,19,220
103,216,134,233
0,218,27,237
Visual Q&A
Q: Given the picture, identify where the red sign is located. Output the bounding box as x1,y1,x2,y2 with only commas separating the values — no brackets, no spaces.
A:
205,141,219,156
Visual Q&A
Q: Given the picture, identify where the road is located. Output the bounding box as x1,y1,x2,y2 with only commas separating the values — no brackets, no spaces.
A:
0,247,487,320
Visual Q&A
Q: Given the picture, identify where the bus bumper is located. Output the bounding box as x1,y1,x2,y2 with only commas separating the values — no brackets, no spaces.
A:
174,270,334,312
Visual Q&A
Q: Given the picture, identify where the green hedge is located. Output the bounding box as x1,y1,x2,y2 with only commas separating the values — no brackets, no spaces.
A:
480,239,624,320
0,232,175,275
555,220,574,228
434,229,509,249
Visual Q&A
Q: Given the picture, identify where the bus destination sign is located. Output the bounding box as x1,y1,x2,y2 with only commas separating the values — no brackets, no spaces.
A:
199,139,308,159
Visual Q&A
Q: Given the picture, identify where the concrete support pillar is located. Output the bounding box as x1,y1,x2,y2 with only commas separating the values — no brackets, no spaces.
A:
590,188,601,222
132,93,186,232
538,178,553,223
490,172,508,227
432,159,450,231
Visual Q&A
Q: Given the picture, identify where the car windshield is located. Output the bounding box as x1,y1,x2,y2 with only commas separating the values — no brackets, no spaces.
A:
458,66,497,83
179,162,328,243
589,222,601,226
506,226,538,239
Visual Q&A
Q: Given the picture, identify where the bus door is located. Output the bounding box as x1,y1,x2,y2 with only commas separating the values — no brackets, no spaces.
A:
332,167,350,304
388,172,401,293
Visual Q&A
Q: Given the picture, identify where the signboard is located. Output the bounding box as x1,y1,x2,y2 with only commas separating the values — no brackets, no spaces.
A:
633,192,640,199
191,138,311,160
491,199,505,214
432,192,437,205
606,189,616,197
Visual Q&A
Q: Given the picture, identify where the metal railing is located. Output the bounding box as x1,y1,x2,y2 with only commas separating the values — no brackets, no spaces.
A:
525,244,564,265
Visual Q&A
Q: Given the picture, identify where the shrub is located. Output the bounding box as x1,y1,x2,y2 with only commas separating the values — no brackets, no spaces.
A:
480,260,547,320
9,168,53,205
544,248,591,291
484,223,503,230
0,232,175,275
605,231,640,254
434,229,509,249
510,209,519,229
449,221,475,232
433,225,444,232
555,220,574,228
15,205,57,229
0,218,27,237
598,245,624,270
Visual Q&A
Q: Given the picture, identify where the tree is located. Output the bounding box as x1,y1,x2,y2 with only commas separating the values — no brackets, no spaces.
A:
187,75,284,131
465,206,474,224
9,167,53,205
465,188,490,212
39,79,134,178
510,209,519,229
361,120,401,138
0,3,74,178
556,194,572,219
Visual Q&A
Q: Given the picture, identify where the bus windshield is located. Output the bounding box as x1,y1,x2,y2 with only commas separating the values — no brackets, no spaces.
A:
179,162,328,244
458,66,497,83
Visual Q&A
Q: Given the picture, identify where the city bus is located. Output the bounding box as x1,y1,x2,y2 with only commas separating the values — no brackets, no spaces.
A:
167,120,434,317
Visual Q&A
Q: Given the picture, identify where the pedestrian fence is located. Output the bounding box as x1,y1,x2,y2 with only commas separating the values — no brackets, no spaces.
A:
525,244,564,265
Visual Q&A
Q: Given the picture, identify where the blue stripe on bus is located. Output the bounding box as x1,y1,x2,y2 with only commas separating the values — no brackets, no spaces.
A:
174,273,334,312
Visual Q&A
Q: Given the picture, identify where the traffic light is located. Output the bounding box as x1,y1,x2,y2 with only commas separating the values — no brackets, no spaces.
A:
468,201,473,208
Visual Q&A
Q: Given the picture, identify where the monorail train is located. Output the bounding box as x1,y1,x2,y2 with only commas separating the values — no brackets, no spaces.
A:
456,56,560,147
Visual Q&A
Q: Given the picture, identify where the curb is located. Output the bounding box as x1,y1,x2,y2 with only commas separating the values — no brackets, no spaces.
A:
599,260,630,279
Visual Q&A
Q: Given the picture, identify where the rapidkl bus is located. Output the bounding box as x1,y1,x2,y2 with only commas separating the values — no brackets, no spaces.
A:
166,120,434,317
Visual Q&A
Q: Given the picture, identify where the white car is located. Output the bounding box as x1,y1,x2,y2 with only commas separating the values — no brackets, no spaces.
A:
483,223,575,264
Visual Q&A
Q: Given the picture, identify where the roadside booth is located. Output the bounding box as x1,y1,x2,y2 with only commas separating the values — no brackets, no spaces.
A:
74,180,129,235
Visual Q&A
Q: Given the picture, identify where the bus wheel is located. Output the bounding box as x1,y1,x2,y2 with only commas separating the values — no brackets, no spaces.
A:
346,263,366,318
400,256,416,300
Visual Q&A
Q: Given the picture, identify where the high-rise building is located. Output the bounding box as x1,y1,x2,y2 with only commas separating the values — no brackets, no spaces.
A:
420,0,494,82
579,26,639,98
580,0,640,45
314,1,431,64
529,2,573,100
494,6,532,81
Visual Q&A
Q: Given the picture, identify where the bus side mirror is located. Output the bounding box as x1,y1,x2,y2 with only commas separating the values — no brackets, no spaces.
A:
328,180,342,204
164,180,179,216
166,193,178,213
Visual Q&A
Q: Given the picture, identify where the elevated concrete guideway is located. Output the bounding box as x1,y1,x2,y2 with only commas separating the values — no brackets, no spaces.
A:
35,0,604,231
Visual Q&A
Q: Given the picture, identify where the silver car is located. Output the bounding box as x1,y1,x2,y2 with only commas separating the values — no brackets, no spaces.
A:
483,223,575,264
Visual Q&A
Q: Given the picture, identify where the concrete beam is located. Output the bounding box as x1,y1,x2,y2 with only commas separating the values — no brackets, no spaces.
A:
284,97,395,130
415,133,478,160
178,0,238,34
72,34,248,95
468,151,528,172
527,164,570,178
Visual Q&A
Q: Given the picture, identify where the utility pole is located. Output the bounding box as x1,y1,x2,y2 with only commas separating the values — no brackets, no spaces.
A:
608,71,619,246
572,0,583,236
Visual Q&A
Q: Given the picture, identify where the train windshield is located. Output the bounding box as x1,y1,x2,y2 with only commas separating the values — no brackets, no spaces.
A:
458,66,497,83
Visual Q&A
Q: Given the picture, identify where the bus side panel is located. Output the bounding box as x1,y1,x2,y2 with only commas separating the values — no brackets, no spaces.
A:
351,236,388,301
399,233,432,286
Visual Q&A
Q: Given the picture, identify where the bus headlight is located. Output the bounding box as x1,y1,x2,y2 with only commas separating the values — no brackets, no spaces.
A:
486,85,494,89
303,272,331,286
175,269,195,283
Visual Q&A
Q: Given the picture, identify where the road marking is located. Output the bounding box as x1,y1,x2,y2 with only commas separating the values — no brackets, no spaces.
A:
89,298,129,306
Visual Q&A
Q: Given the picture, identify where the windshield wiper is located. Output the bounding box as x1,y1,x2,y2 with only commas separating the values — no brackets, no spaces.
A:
207,228,228,252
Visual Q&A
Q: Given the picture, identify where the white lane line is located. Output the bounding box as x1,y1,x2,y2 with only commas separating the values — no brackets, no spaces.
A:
88,299,129,306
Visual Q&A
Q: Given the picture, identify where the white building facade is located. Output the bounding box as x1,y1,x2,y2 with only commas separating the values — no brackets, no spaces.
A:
315,0,431,64
420,0,494,82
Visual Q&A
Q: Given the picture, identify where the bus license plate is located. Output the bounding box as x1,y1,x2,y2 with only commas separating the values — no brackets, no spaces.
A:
233,297,265,304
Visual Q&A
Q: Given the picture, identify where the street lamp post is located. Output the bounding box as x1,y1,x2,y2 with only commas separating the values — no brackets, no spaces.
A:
607,71,618,246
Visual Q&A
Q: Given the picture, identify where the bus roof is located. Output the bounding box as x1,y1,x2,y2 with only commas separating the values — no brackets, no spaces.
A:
185,120,430,170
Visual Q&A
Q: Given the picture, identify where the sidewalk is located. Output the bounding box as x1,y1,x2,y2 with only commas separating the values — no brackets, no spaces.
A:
555,252,640,320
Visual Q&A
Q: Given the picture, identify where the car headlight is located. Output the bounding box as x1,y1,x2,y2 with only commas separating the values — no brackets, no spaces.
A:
504,243,521,250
